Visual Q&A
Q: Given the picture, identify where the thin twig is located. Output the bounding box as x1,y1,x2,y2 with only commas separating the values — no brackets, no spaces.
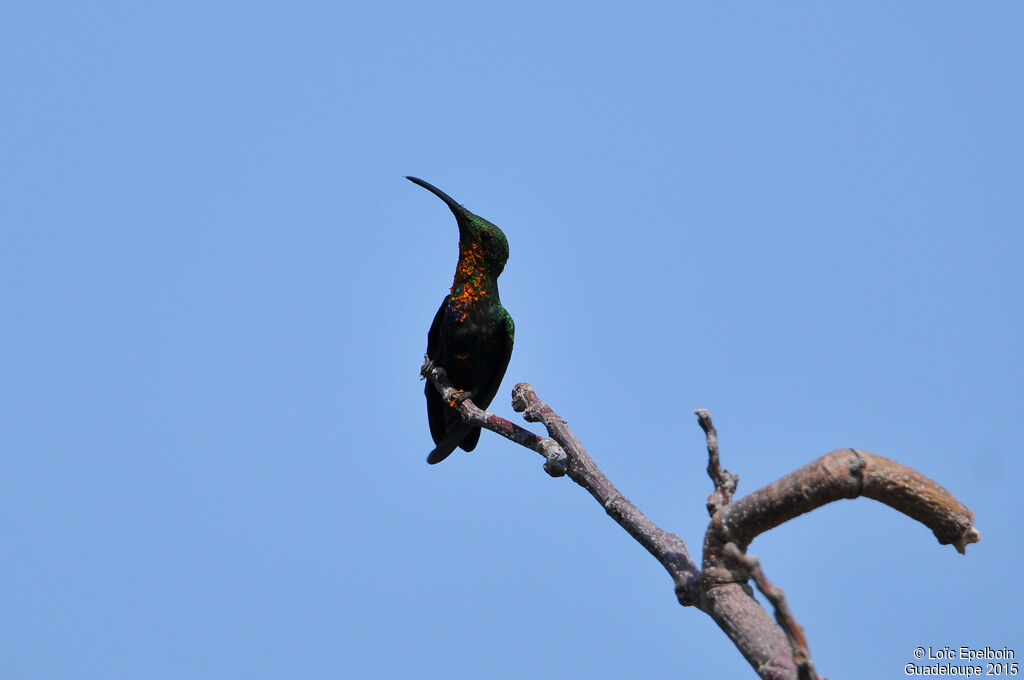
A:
725,543,821,680
696,409,739,515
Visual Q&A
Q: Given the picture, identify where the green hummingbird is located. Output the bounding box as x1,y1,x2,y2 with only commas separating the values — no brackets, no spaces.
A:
408,176,515,464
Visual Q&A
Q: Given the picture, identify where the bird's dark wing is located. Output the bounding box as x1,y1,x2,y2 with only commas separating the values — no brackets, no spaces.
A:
458,310,514,453
424,297,452,448
425,297,474,464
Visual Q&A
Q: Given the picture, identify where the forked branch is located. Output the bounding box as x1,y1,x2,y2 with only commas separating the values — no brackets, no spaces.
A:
421,360,980,680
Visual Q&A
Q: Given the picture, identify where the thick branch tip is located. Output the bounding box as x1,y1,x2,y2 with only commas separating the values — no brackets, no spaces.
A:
953,527,981,555
511,382,533,412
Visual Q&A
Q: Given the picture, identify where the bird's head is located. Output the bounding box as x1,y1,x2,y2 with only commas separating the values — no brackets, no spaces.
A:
407,176,509,275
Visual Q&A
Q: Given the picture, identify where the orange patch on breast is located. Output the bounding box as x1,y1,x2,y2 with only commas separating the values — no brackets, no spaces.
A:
449,242,491,322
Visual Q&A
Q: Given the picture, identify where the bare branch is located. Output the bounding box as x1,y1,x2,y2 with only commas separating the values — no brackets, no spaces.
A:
724,543,820,680
696,409,739,515
420,365,980,680
510,383,702,600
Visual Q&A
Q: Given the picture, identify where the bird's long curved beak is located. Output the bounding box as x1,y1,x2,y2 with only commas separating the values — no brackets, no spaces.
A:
406,176,473,227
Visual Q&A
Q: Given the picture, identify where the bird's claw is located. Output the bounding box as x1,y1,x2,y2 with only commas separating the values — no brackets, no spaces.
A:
420,356,436,380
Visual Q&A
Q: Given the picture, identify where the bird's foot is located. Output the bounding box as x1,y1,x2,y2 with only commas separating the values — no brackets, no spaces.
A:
448,389,471,408
420,356,436,380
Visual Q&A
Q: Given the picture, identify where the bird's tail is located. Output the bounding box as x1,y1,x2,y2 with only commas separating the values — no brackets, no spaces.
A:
426,422,473,464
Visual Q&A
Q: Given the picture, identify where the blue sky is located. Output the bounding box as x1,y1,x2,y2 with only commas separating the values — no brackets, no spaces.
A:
2,3,1021,678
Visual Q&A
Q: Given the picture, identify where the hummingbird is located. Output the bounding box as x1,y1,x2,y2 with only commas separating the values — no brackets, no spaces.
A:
408,176,515,464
